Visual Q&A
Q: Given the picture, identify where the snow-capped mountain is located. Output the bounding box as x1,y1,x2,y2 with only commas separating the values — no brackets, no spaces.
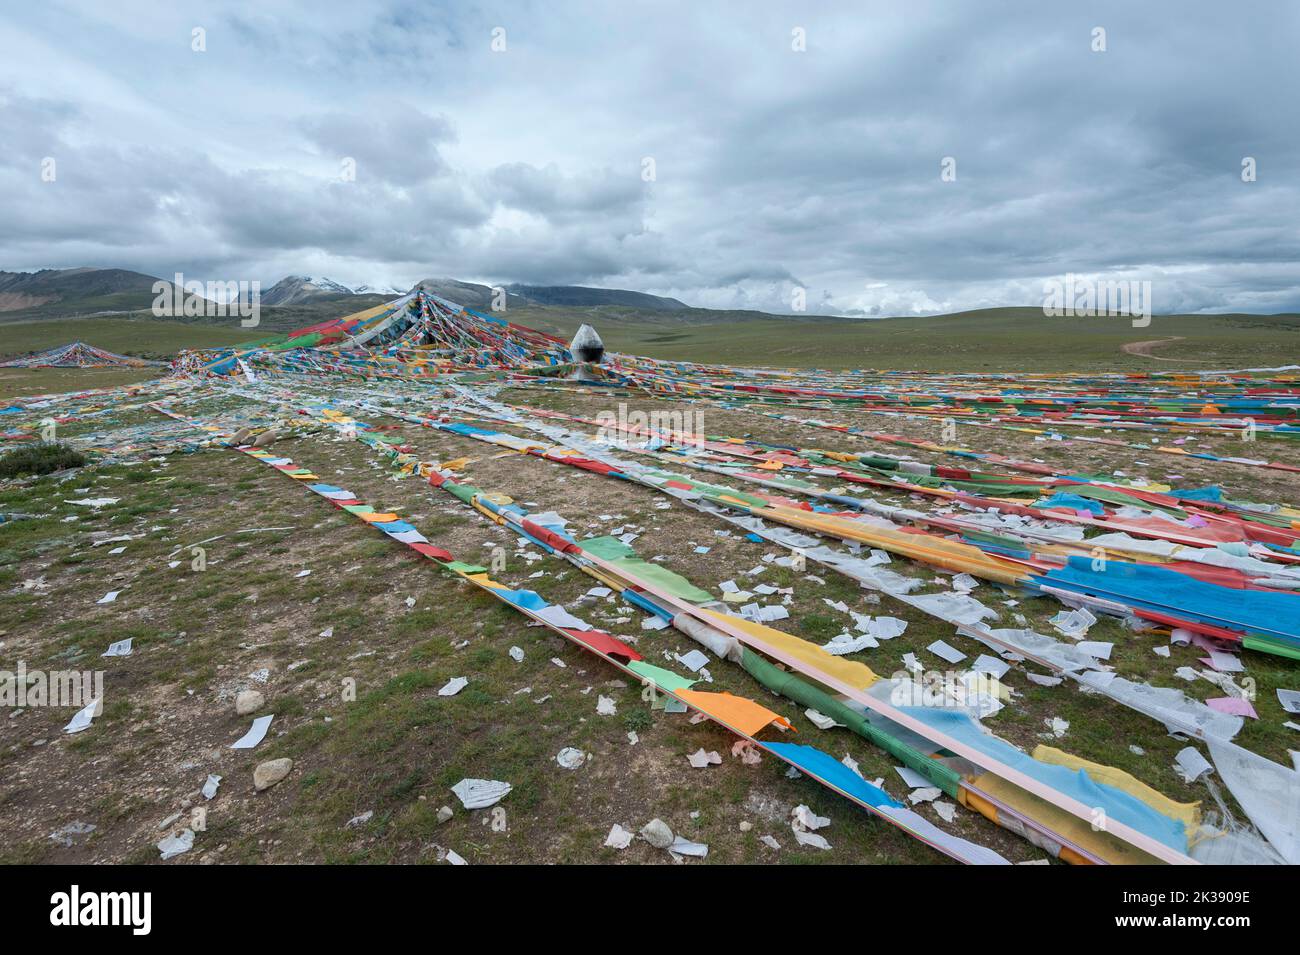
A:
261,275,405,306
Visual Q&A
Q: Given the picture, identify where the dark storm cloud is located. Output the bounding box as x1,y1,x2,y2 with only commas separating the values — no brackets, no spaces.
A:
1,0,1297,314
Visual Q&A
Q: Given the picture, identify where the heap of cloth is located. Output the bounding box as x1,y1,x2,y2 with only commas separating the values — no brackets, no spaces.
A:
0,341,166,368
177,290,574,379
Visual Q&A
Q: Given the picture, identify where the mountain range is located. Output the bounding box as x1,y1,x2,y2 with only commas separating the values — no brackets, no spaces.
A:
0,267,692,321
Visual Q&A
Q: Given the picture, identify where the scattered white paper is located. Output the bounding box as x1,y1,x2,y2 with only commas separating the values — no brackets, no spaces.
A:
668,836,709,858
535,604,592,631
438,676,468,697
556,747,587,769
792,828,831,850
230,715,273,749
451,778,512,809
805,708,843,730
675,649,710,672
971,654,1011,679
927,640,966,664
688,748,722,768
604,824,634,849
1174,746,1213,783
63,697,101,734
202,774,222,800
157,828,194,860
791,804,829,831
894,766,932,789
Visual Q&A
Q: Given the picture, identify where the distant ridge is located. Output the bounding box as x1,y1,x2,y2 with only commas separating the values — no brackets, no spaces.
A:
0,267,167,317
505,283,687,311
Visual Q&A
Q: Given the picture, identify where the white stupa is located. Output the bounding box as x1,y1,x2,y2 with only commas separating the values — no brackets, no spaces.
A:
569,324,604,379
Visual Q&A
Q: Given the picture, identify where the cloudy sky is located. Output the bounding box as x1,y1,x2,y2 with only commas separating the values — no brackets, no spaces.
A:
2,1,1298,315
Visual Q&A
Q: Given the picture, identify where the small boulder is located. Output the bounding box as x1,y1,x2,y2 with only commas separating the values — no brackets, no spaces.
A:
253,758,292,792
235,690,265,715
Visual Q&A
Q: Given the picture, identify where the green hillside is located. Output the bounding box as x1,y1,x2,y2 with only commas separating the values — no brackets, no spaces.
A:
514,306,1300,372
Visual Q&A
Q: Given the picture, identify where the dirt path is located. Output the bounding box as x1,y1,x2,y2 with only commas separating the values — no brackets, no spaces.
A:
1121,336,1213,362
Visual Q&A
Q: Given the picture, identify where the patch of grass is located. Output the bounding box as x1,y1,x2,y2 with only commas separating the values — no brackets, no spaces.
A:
0,442,87,478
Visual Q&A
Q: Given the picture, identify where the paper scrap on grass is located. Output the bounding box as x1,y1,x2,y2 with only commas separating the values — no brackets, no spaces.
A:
604,824,634,849
556,747,587,769
805,708,843,730
668,836,709,858
157,828,194,860
63,697,101,734
231,715,273,749
1207,697,1257,718
1201,650,1245,673
535,605,591,631
451,778,511,809
675,649,710,673
894,766,932,789
438,676,468,697
688,748,722,768
1276,689,1300,715
971,654,1011,679
792,828,831,850
792,804,829,831
824,633,877,655
1175,746,1213,783
102,639,133,657
97,591,120,605
1049,607,1096,639
926,640,966,664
